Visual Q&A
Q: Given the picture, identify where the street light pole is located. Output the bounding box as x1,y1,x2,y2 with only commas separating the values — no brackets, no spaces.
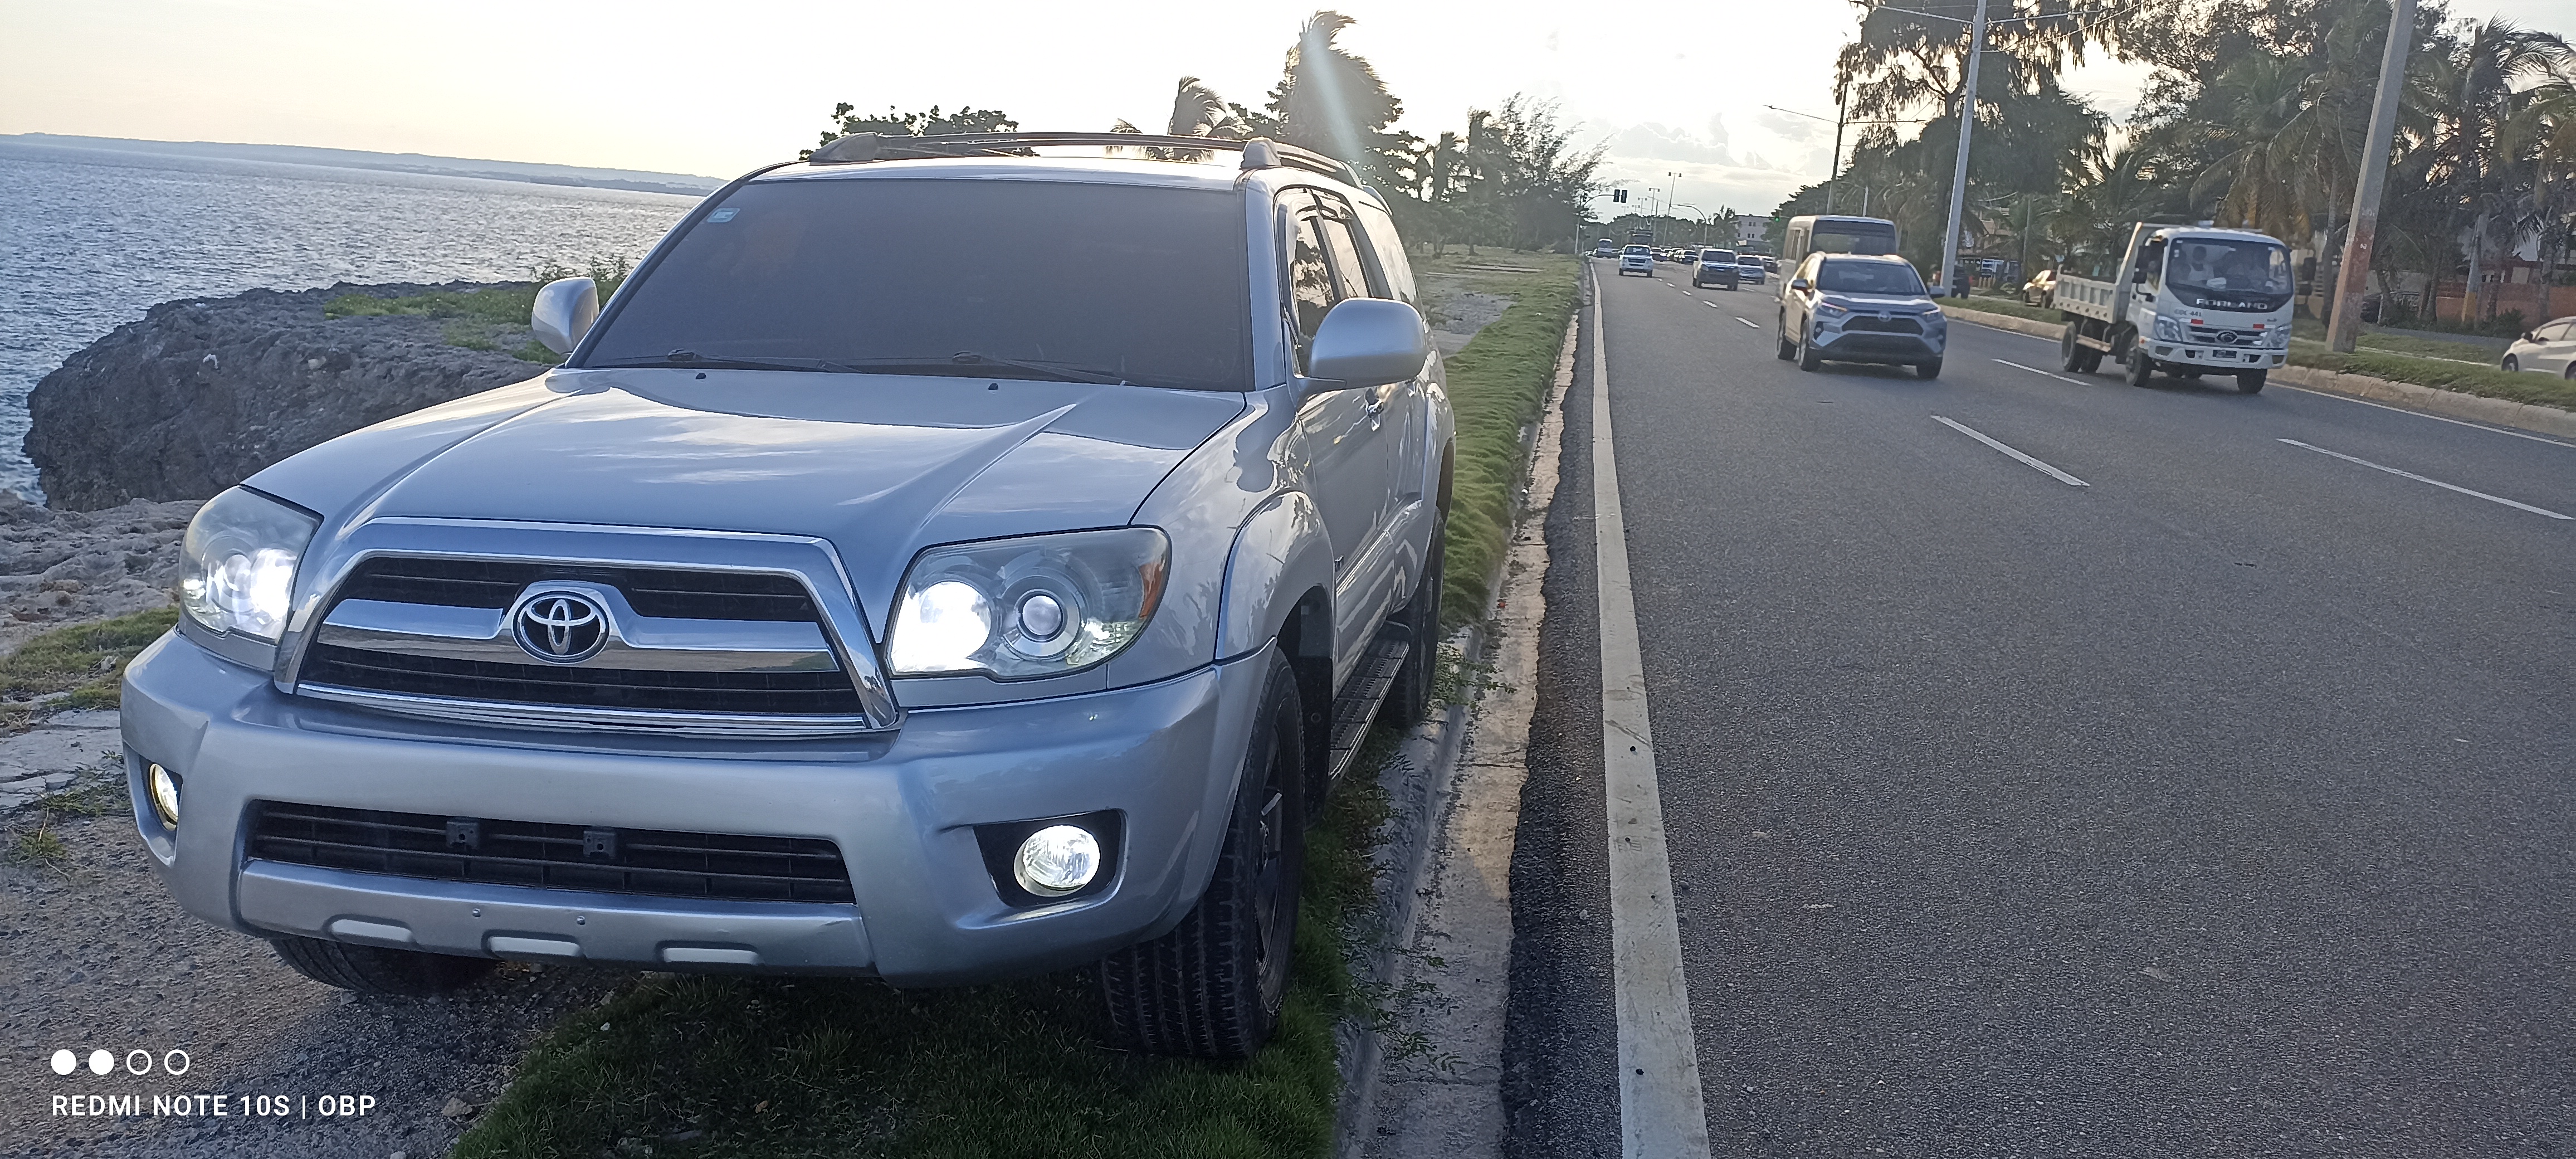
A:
2326,0,2417,353
1936,0,1990,298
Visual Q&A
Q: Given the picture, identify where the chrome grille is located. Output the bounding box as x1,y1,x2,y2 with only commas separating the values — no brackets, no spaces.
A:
294,554,876,736
1842,315,1925,335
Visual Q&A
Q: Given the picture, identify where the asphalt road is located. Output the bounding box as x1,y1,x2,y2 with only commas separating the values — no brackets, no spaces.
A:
1504,261,2576,1158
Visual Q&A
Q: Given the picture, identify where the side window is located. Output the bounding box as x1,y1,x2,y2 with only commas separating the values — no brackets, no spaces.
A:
2537,320,2572,342
1351,201,1417,305
2138,239,2167,294
1315,212,1382,301
1286,211,1334,374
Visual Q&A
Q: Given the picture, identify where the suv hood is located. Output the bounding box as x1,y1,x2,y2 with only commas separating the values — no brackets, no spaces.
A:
250,368,1246,633
1823,293,1938,313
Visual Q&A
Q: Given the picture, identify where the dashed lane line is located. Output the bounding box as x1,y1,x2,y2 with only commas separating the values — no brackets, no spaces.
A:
1734,317,1760,329
1994,358,2087,386
2268,385,2576,450
1931,415,2092,487
1591,271,1716,1159
2278,438,2572,519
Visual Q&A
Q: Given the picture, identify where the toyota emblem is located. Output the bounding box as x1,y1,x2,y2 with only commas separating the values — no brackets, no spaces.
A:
513,591,607,663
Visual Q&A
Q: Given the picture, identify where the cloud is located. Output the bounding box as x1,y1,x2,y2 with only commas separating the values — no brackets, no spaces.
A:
1755,110,1826,141
1601,120,1734,166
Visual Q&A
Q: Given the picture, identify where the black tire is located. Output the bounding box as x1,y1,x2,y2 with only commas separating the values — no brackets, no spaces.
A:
270,935,494,997
1379,518,1445,728
1775,326,1797,361
2076,349,2102,373
1797,327,1823,371
1101,647,1306,1060
1915,357,1943,379
2499,355,2517,372
2563,362,2575,381
2125,348,2157,388
2060,324,2086,373
2237,369,2267,393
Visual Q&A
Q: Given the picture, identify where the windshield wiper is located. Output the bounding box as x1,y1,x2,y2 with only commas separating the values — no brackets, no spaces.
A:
587,350,867,373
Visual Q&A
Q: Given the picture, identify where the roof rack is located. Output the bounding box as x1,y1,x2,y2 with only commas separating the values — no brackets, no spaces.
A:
806,131,1360,185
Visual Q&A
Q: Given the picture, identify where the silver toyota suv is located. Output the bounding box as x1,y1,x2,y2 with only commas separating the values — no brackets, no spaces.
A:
120,132,1453,1060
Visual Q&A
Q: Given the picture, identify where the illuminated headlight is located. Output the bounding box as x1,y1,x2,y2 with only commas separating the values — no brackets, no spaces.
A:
2153,315,2183,343
148,763,181,829
179,488,321,643
888,528,1169,678
1012,824,1101,897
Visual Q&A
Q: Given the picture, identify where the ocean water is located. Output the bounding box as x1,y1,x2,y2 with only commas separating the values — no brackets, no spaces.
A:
0,143,702,501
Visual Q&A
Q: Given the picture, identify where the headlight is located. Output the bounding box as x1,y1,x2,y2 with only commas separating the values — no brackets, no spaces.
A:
148,763,182,829
179,488,321,643
2153,315,2182,342
1814,300,1850,319
889,528,1169,679
2267,328,2289,348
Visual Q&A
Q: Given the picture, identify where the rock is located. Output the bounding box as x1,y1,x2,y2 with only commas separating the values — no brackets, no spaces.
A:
26,281,550,510
0,490,198,654
441,1097,475,1119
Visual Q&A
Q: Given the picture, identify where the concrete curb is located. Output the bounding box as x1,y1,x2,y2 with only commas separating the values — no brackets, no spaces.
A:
1941,304,2576,442
1335,283,1585,1159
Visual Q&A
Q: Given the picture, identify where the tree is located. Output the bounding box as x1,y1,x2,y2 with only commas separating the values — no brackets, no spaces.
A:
811,104,1018,150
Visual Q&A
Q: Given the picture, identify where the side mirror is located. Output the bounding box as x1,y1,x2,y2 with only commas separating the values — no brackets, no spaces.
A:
1306,298,1430,389
531,277,600,356
1788,277,1811,293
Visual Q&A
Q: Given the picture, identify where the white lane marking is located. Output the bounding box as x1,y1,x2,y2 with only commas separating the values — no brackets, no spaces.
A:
1994,358,2087,386
2268,384,2576,450
2277,439,2573,519
1706,301,1723,309
1734,317,1759,329
1931,415,2092,487
1591,274,1716,1159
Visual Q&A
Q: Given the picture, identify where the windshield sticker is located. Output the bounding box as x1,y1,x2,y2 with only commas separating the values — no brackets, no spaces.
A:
706,208,739,223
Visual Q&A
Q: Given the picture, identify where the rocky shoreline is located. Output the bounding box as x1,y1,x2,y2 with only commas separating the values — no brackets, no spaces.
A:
26,282,547,511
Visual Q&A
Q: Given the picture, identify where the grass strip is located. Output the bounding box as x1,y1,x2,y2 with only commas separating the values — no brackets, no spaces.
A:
1431,254,1581,628
2287,346,2576,411
323,259,631,364
0,607,180,709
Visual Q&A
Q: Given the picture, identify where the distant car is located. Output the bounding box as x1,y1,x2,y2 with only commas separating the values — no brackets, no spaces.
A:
1977,258,2003,277
1736,254,1767,286
2023,269,2057,308
1594,240,1617,259
2501,317,2576,377
1762,257,1779,273
1694,248,1740,290
1618,245,1655,277
1776,252,1949,378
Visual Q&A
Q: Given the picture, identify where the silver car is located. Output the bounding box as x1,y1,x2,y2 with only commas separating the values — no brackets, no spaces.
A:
1777,252,1950,378
120,132,1453,1060
2502,316,2576,378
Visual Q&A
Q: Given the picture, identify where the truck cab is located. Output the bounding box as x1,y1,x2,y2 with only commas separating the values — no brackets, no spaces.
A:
2053,224,2292,393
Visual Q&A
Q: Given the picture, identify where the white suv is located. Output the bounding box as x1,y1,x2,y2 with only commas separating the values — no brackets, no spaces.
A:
1617,245,1654,277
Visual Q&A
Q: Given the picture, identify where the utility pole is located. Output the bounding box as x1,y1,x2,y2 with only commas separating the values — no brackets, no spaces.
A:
2326,0,2416,353
1826,80,1848,215
1936,0,1990,298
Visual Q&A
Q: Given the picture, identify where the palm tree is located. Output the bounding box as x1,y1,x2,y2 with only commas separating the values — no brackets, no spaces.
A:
2445,20,2574,316
1275,11,1404,172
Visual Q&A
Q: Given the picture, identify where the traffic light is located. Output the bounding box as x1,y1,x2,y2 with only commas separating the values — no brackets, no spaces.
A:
1613,189,1628,203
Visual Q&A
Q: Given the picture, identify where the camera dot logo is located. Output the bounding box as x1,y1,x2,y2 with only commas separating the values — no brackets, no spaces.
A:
88,1050,114,1076
50,1049,75,1076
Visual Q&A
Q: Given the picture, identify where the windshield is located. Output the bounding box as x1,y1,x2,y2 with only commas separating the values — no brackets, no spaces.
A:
582,178,1252,389
1624,246,1648,255
1702,251,1735,264
1808,223,1896,256
2164,238,2292,308
1738,256,1762,265
1816,260,1927,296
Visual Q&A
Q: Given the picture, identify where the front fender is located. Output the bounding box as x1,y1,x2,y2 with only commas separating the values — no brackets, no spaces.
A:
1215,490,1333,662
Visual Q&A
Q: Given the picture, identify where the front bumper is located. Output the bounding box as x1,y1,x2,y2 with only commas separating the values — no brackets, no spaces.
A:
119,631,1269,985
2148,342,2286,368
1813,325,1944,364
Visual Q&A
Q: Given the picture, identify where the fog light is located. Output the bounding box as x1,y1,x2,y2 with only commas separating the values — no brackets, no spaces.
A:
1012,825,1100,898
147,763,181,829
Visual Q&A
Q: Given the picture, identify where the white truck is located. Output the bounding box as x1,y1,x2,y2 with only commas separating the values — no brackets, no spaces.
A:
2053,223,2295,393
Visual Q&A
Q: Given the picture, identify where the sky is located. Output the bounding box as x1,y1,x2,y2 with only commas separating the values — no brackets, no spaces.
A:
3,0,2568,220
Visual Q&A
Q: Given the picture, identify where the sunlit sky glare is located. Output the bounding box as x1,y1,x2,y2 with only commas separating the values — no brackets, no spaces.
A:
4,0,2568,219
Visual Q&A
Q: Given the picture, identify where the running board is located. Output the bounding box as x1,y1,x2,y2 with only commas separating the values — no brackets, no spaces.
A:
1324,623,1412,788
